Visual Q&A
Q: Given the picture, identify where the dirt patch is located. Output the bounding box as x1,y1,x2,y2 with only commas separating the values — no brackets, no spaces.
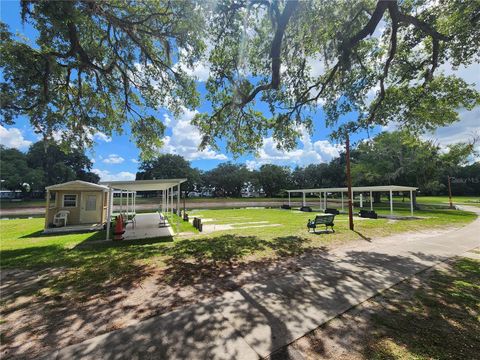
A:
0,250,316,359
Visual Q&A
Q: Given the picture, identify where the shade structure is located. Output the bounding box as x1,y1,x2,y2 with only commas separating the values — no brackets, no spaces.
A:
286,185,417,194
100,178,187,191
286,185,418,216
99,179,187,240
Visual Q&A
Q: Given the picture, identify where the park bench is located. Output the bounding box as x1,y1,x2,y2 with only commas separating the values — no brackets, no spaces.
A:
300,206,312,212
324,208,340,215
307,214,335,233
359,209,378,219
281,204,291,210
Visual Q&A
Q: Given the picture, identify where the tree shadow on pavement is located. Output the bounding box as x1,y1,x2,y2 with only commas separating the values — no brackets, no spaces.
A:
3,235,467,360
268,256,480,360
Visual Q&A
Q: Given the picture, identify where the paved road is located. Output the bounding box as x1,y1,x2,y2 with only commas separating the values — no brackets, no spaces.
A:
43,206,480,360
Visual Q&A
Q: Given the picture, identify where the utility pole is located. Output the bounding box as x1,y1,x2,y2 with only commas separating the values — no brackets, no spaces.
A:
447,176,453,209
345,133,354,231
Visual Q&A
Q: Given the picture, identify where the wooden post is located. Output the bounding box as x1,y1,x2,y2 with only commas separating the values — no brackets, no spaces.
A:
346,134,354,231
302,192,306,207
341,192,344,211
288,192,291,207
370,191,373,210
447,176,454,209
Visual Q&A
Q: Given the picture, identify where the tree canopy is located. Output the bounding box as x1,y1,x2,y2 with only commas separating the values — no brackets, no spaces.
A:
0,141,98,193
0,0,204,158
351,130,478,194
136,154,201,197
1,0,479,159
193,0,480,154
257,164,291,197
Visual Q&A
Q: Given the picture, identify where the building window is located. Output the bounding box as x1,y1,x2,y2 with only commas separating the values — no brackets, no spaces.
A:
63,194,77,208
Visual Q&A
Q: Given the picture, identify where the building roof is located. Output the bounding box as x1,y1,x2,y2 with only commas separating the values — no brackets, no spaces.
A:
286,185,418,193
99,179,187,191
46,180,110,191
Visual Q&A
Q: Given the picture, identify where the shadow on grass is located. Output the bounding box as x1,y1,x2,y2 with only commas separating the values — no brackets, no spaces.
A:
353,230,372,242
160,235,310,286
2,233,311,295
269,256,480,360
362,257,480,360
20,229,107,240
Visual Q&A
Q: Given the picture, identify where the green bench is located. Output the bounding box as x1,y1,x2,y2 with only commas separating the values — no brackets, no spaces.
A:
307,214,335,233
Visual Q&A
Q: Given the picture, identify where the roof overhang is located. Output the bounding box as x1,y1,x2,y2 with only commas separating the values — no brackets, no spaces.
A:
46,180,109,191
100,179,187,191
286,185,418,193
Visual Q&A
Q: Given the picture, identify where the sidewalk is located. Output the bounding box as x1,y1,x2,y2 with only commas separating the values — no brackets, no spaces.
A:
44,206,480,360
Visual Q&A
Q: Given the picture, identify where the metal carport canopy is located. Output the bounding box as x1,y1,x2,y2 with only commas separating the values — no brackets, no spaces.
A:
286,185,417,193
286,184,418,216
99,178,187,191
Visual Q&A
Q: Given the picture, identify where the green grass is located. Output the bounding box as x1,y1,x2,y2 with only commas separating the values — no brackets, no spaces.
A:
416,195,480,207
0,207,476,297
0,199,46,209
167,213,199,234
365,257,480,359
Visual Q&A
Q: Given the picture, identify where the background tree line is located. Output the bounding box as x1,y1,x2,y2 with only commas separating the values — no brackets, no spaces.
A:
1,130,478,198
137,131,479,198
0,141,98,196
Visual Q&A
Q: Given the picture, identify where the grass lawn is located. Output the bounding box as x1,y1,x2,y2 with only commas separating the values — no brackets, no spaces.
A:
1,206,476,279
417,195,480,207
0,199,46,209
275,254,480,360
0,207,477,359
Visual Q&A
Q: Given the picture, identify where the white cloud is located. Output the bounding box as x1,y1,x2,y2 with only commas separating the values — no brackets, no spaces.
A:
102,154,125,164
428,106,480,155
173,41,213,82
47,128,111,144
92,169,136,181
131,158,139,164
0,125,32,150
180,62,210,82
159,108,228,161
440,62,480,91
383,62,480,150
92,132,112,142
306,56,325,78
246,126,343,170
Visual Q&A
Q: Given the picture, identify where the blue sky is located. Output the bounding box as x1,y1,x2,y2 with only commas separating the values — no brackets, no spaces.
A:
1,1,479,180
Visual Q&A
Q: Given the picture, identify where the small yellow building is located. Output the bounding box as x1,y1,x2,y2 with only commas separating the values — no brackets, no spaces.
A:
44,180,109,232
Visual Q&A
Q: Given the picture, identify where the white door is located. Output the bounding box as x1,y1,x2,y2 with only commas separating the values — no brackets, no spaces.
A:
80,192,101,223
